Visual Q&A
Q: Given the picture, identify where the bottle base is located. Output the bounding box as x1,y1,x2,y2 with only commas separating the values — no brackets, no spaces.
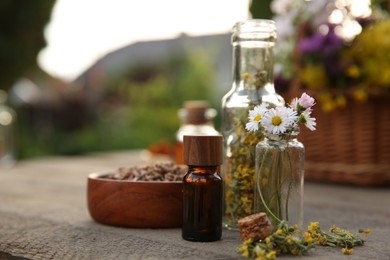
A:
182,230,221,242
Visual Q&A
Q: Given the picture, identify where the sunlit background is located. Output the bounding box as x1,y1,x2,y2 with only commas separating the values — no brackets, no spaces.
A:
1,0,389,170
38,0,251,82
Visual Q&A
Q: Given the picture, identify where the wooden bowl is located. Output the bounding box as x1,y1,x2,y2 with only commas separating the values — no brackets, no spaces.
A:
87,173,183,228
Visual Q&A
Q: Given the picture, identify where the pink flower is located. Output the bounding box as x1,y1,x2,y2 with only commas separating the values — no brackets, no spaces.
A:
298,92,316,109
290,93,316,113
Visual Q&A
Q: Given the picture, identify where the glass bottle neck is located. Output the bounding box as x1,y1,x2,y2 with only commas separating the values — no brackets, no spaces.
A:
188,165,219,174
232,41,275,91
230,19,277,94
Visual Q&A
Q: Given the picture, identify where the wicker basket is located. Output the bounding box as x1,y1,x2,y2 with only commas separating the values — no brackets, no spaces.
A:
296,95,390,186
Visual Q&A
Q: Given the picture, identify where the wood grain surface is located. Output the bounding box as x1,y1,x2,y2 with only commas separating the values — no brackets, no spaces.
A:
0,150,389,260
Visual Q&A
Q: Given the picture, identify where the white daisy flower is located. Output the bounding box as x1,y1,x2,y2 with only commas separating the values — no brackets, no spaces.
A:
245,104,268,132
261,107,297,135
289,97,299,110
299,110,317,131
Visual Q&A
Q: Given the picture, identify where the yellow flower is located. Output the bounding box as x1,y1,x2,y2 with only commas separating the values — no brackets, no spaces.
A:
291,249,299,255
359,228,372,236
244,206,252,214
243,72,251,79
241,195,250,204
299,64,329,90
349,20,390,88
353,88,368,102
275,229,284,235
305,231,313,244
342,247,354,255
255,249,266,257
285,235,293,245
322,99,337,112
318,93,337,112
346,65,360,78
265,250,277,260
238,238,253,258
308,222,319,232
329,225,340,233
265,237,272,248
335,95,346,108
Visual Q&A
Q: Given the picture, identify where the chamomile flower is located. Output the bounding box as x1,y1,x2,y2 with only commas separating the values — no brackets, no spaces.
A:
261,107,297,135
246,93,317,138
299,110,317,131
245,104,268,132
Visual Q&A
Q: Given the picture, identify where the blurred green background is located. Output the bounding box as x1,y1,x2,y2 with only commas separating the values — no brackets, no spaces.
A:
1,0,271,159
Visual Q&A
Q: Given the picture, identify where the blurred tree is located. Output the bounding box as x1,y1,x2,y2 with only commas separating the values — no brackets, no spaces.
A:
17,51,216,158
0,0,55,90
249,0,273,19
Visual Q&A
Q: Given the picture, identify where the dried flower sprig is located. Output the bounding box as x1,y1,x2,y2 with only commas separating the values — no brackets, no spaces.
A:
237,221,315,260
237,220,371,259
307,222,369,255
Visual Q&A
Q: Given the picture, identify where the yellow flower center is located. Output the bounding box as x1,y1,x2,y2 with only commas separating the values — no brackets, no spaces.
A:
254,115,261,122
272,116,282,126
242,72,251,79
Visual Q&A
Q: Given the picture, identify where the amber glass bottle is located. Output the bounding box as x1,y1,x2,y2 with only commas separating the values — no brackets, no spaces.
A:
182,135,223,242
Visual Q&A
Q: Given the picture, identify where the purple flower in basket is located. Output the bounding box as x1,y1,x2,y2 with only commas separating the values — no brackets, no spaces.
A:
323,54,345,83
298,24,343,55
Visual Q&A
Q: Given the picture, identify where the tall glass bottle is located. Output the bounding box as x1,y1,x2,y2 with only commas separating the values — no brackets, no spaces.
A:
221,20,284,229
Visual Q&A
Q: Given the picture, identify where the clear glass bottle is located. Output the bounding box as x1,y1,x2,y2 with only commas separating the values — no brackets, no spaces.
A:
182,135,223,242
254,132,304,228
221,20,284,229
175,101,220,164
0,90,16,168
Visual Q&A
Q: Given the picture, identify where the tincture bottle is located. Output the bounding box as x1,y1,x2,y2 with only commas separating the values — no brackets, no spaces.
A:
175,100,219,164
182,135,223,242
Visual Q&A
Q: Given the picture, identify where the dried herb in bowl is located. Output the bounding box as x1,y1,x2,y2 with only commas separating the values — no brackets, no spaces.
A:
101,162,187,181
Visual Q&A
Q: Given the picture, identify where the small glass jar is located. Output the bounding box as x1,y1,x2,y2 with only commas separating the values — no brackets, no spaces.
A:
0,90,16,168
254,132,304,228
175,101,220,164
221,20,284,229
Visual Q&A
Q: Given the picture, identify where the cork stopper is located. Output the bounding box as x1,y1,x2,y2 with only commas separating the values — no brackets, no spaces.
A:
183,135,223,166
179,101,216,125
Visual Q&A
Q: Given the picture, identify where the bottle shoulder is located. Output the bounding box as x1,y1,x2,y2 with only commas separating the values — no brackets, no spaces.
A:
176,125,220,140
222,84,285,108
184,170,222,183
256,138,304,150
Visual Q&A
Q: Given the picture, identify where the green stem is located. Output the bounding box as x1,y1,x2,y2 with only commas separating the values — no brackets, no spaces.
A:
276,151,282,219
285,149,293,221
256,148,282,225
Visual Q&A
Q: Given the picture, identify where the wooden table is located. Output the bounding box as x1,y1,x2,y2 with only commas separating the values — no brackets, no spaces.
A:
0,150,389,259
